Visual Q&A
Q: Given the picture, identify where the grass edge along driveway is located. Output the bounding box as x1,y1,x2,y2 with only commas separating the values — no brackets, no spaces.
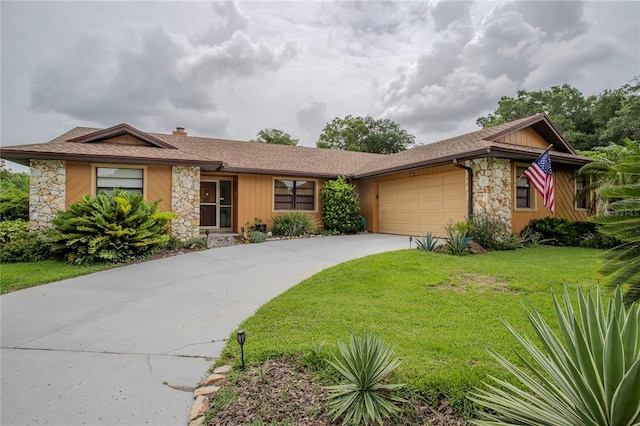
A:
216,246,605,415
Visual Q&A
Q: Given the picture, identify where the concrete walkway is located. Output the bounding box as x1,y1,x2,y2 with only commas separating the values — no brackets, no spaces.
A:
1,234,409,425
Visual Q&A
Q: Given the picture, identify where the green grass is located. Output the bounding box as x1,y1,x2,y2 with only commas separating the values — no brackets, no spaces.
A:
1,260,112,293
217,246,606,414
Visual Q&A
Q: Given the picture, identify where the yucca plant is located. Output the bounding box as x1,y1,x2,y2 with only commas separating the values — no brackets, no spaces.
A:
470,286,640,426
446,230,468,256
51,189,177,264
325,333,405,425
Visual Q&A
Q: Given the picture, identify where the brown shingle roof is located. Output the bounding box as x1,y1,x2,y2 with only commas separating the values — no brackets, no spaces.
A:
0,113,590,177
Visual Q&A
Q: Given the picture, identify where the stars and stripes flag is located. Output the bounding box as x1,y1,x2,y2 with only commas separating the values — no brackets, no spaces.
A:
524,149,555,213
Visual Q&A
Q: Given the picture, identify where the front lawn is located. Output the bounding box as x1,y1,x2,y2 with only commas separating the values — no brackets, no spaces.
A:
0,260,113,294
214,246,605,417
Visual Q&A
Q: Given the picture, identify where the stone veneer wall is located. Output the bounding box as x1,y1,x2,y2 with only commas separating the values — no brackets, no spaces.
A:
468,158,512,226
29,160,66,231
171,166,200,240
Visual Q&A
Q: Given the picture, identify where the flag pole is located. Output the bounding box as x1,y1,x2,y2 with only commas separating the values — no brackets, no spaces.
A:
515,144,554,182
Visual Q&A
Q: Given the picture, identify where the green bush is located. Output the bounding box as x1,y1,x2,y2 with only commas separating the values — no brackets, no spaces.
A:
471,286,640,426
0,189,29,221
472,214,512,250
0,219,29,244
247,231,267,243
183,237,208,250
270,212,315,237
50,189,177,264
0,230,53,263
325,334,405,425
321,176,362,233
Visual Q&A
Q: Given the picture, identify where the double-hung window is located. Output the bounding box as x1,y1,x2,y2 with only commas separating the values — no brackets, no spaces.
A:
96,167,144,195
274,179,315,211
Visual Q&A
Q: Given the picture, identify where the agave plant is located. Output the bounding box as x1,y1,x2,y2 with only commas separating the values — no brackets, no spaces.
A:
325,333,405,425
470,286,640,426
416,232,439,252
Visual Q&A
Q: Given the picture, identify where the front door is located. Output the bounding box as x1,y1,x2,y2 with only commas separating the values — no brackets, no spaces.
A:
200,180,232,229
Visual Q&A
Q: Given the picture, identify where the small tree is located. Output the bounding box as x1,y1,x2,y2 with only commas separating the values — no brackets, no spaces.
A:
51,189,177,264
0,161,30,221
250,128,299,146
321,176,361,233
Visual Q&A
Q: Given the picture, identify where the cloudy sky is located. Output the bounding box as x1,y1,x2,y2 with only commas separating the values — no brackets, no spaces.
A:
1,1,638,159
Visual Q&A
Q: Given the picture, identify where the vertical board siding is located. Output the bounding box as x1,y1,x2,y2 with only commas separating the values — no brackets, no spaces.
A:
512,166,588,232
147,165,171,212
496,128,551,149
66,162,92,208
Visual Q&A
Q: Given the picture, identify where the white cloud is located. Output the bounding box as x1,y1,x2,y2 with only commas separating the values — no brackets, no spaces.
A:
1,0,638,154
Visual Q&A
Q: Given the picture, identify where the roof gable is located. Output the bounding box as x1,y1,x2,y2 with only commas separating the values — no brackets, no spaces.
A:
67,123,177,149
484,113,575,154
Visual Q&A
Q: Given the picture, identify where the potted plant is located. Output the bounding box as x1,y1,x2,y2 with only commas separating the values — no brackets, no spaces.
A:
450,220,474,245
254,217,267,233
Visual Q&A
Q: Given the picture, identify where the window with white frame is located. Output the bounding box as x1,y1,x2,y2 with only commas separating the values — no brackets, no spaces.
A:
96,167,144,195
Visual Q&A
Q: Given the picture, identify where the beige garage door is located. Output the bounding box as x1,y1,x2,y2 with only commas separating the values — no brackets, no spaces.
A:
378,170,467,236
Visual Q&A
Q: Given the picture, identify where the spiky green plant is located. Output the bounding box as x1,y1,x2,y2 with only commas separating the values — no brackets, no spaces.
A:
51,189,177,264
325,333,405,425
470,286,640,426
416,232,439,252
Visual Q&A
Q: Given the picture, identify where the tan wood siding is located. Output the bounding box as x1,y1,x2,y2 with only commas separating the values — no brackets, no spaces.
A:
512,166,589,233
105,135,151,146
66,162,92,209
235,174,324,233
496,128,552,149
377,168,466,236
147,165,171,212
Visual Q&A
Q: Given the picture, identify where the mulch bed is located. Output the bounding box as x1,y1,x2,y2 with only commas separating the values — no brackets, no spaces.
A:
206,358,470,426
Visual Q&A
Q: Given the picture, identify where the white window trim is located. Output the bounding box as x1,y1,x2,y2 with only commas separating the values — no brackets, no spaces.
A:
91,164,148,199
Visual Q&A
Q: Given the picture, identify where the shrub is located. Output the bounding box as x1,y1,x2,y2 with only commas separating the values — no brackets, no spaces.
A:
0,219,29,244
0,230,53,263
50,189,177,264
472,214,512,250
524,217,596,246
247,231,267,243
470,286,640,426
270,212,314,237
325,334,405,425
321,176,362,233
164,236,185,250
0,188,29,221
415,232,439,252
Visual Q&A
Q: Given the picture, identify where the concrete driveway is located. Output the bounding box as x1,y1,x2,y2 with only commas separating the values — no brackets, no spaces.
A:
1,234,409,425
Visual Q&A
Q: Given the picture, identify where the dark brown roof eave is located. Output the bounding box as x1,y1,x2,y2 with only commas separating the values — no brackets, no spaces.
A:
353,146,591,179
0,150,223,169
220,166,344,179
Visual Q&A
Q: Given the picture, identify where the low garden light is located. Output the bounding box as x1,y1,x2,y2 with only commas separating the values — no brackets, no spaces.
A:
236,330,246,370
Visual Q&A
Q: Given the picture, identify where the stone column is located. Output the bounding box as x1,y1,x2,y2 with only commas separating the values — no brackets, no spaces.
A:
171,166,200,241
468,158,512,227
29,159,66,231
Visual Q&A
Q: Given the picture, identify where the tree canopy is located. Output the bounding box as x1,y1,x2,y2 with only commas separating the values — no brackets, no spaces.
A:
316,115,415,154
477,78,640,151
0,160,30,221
250,128,299,146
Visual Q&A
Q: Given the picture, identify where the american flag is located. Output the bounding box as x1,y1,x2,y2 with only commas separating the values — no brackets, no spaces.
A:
524,149,555,213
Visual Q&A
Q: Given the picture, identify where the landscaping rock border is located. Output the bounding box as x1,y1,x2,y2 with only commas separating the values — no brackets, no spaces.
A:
188,365,232,425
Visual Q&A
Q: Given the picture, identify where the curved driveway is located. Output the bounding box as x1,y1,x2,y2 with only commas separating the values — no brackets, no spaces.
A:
1,234,408,425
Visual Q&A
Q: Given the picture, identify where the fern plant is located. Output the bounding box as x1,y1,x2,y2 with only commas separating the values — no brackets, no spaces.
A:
325,333,405,425
51,189,177,264
470,286,640,426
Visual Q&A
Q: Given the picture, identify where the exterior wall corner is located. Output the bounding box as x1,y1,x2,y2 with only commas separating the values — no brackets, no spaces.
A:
171,166,200,241
29,159,66,231
468,158,512,226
